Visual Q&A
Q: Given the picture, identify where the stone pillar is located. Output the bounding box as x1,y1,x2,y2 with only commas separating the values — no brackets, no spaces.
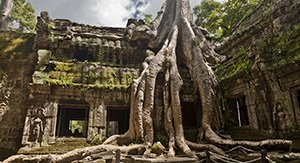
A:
246,86,259,129
88,101,106,140
44,102,58,144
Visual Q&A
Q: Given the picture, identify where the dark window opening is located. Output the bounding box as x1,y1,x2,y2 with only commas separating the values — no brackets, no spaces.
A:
74,48,96,62
181,102,198,128
56,105,89,138
107,107,129,137
225,96,249,128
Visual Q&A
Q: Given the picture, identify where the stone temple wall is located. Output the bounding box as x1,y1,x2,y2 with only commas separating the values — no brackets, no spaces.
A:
216,0,300,137
0,32,37,158
22,12,146,148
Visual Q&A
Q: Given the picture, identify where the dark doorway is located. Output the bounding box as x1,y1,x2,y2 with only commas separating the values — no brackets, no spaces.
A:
181,102,199,127
74,47,96,62
107,107,130,136
225,96,249,128
56,104,89,138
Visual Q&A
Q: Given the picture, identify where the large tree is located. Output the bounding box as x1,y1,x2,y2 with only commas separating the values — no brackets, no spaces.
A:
0,0,13,30
11,0,36,32
3,0,292,162
0,0,35,32
103,0,291,157
193,0,261,43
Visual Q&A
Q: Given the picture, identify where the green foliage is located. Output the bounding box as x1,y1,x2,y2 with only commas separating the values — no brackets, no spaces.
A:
193,0,261,42
69,120,85,133
216,46,251,81
10,0,36,33
143,14,153,25
262,25,300,69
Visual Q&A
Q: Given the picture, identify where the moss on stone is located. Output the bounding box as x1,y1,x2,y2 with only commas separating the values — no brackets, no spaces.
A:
0,31,34,59
40,60,138,90
54,62,74,72
263,25,300,69
216,47,251,81
47,22,56,30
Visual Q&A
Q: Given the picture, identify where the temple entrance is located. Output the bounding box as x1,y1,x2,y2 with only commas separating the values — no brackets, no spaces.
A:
56,104,89,138
181,102,199,128
181,101,200,142
225,96,249,128
107,107,130,136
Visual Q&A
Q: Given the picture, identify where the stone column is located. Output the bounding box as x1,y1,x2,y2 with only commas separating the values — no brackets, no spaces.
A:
44,102,58,144
246,85,259,129
89,101,106,140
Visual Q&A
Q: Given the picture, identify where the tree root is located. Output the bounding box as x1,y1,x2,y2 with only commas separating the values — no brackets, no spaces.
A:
203,124,292,150
185,140,225,155
3,144,146,163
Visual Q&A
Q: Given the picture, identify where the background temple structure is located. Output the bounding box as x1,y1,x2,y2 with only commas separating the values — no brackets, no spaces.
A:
0,0,299,160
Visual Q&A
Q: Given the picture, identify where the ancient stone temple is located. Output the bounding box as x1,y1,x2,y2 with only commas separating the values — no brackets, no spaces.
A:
216,0,300,138
21,12,142,147
0,0,299,160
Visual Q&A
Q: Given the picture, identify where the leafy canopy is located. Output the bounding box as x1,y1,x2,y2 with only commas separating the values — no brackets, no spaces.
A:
193,0,261,43
143,14,152,24
10,0,36,33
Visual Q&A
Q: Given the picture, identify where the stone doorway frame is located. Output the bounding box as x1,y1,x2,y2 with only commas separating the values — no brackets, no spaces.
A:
56,103,90,138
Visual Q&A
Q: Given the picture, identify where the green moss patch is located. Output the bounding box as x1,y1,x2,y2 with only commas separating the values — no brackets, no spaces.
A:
41,61,138,90
0,31,34,59
216,47,251,81
262,25,300,69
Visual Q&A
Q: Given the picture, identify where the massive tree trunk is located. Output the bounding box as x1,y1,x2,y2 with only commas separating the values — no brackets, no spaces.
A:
103,0,291,157
0,0,13,30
